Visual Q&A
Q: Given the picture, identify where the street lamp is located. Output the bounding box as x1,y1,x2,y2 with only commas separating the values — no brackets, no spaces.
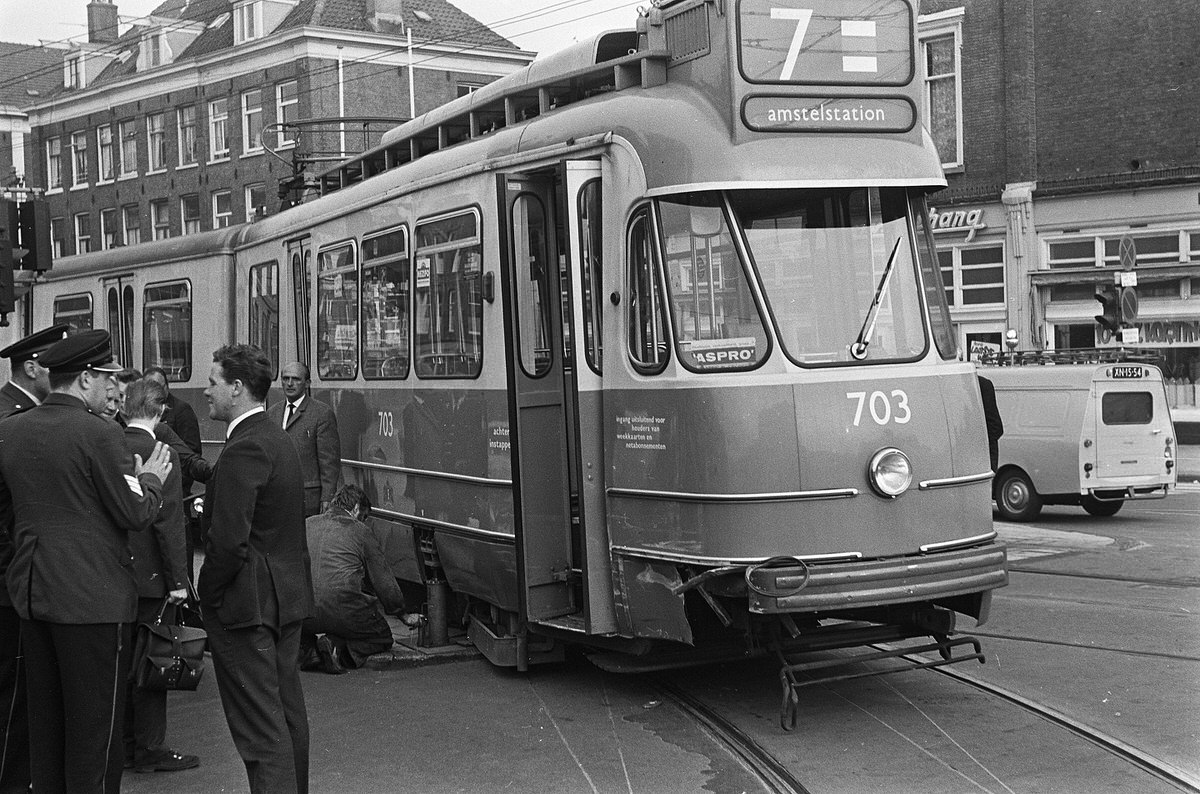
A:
1004,329,1018,364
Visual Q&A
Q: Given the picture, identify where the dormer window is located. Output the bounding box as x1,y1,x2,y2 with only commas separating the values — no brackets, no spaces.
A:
66,56,83,89
148,34,162,66
234,1,261,43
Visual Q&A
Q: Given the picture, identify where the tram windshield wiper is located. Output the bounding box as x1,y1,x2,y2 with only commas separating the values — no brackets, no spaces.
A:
850,236,903,361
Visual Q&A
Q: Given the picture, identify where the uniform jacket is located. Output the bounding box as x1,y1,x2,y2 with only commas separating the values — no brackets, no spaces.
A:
0,382,37,421
267,395,342,504
198,411,313,630
306,510,405,636
0,393,165,623
124,425,189,598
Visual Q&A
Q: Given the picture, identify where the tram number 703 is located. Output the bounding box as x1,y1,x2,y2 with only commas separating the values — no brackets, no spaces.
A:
846,390,911,426
377,411,395,437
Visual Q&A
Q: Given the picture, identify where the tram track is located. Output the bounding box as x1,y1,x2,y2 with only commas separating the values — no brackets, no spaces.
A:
653,677,812,794
1008,566,1200,589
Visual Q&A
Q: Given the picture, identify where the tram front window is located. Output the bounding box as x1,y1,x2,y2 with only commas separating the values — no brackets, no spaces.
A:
731,187,928,365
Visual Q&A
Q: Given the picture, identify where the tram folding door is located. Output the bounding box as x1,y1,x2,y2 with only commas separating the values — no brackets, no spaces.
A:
498,172,575,621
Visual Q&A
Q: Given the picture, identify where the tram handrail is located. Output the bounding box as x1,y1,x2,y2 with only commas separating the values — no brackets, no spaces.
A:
606,486,859,503
370,506,513,543
343,457,512,487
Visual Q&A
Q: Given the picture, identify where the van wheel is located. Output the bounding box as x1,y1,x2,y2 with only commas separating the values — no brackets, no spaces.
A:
1081,496,1123,517
995,470,1042,522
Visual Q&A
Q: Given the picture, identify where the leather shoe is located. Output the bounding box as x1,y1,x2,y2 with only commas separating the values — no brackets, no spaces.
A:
316,634,346,675
134,748,200,772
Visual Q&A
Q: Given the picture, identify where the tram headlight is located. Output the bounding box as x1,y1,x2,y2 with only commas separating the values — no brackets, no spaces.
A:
868,448,912,498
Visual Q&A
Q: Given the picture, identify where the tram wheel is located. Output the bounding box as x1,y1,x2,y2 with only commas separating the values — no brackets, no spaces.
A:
994,470,1042,522
1081,496,1123,517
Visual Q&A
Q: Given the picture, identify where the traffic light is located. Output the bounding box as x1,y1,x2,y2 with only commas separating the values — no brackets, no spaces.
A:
0,198,15,323
16,199,52,271
1094,287,1121,334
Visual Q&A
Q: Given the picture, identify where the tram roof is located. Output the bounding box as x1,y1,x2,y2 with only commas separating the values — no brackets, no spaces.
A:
43,226,244,279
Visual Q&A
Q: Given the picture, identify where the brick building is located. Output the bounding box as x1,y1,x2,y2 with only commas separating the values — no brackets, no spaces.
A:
9,0,532,258
917,0,1200,388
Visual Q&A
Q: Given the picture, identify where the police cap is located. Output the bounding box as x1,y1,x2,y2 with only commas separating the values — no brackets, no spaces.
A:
0,323,71,365
38,329,124,374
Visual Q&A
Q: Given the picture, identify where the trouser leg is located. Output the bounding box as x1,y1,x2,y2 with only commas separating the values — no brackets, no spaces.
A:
0,606,29,794
277,620,309,794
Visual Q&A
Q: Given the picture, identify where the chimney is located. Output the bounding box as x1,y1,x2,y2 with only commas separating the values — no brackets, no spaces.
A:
366,0,405,30
88,0,120,44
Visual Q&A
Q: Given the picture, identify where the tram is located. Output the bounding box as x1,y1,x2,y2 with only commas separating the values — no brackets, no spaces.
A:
32,0,1007,692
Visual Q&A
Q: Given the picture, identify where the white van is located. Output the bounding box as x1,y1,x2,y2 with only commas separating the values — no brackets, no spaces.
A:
983,359,1177,521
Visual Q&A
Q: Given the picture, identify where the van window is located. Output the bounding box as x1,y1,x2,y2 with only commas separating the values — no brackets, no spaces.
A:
1102,392,1152,425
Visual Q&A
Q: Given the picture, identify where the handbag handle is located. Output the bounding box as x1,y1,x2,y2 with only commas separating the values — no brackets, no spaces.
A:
153,595,172,626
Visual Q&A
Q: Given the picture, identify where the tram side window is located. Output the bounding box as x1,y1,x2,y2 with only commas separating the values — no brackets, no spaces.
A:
414,209,483,379
361,227,409,379
913,194,957,360
249,261,280,378
579,179,603,374
626,208,668,373
316,242,358,380
143,281,192,381
53,293,94,332
513,194,552,377
658,195,768,372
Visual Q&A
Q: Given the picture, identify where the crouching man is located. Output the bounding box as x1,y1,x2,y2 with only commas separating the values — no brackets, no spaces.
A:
301,484,416,673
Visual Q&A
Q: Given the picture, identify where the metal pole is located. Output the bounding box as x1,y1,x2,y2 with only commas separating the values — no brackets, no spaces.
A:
425,578,450,646
407,29,416,119
337,46,346,157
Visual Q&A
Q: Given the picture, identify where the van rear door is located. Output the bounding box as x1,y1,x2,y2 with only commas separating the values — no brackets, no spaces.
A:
1090,365,1171,481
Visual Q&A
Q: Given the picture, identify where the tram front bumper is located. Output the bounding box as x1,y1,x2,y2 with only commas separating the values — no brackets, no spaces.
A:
745,544,1008,620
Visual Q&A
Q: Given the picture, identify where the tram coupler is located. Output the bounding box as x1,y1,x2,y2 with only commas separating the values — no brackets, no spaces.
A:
773,635,985,731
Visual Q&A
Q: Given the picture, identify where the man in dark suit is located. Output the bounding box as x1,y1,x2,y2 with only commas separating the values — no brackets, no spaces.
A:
143,366,203,491
0,323,69,793
267,361,342,517
978,375,1004,471
0,330,172,794
120,379,199,773
200,344,312,793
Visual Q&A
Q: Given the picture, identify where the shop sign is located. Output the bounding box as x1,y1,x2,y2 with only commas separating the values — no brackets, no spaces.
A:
929,207,987,242
1097,319,1200,347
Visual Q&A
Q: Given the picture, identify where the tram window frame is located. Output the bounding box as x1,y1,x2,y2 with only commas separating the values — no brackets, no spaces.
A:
316,239,360,381
248,260,281,379
53,292,94,332
625,205,670,375
361,226,410,380
912,193,958,360
578,178,603,375
413,207,485,380
655,193,771,374
512,192,553,379
142,279,193,382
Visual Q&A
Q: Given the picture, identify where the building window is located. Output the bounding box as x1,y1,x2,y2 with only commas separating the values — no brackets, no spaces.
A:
414,209,483,378
276,81,298,147
46,137,62,188
361,227,409,379
74,212,91,255
50,217,65,258
66,56,82,89
212,190,232,228
456,83,484,98
939,244,1005,306
118,120,138,176
145,33,162,66
97,125,114,181
123,204,141,246
245,182,267,222
918,10,963,170
241,89,263,154
177,105,197,165
209,98,229,160
150,199,170,240
316,242,358,380
54,293,94,332
147,113,166,171
100,208,120,250
249,261,280,374
70,131,88,186
234,1,260,44
180,194,201,235
1048,230,1196,269
143,280,192,380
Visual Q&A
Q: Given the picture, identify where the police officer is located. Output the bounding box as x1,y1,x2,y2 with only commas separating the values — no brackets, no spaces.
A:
0,329,172,794
0,322,70,793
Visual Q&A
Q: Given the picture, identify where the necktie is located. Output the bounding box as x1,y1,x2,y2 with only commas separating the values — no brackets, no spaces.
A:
283,402,294,429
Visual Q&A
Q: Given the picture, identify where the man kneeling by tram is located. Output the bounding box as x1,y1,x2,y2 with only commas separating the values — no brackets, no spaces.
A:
300,484,421,673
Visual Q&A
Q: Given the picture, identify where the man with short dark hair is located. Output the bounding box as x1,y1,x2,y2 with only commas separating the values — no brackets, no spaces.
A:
121,378,199,774
200,344,312,793
0,329,172,793
301,484,412,674
267,362,342,517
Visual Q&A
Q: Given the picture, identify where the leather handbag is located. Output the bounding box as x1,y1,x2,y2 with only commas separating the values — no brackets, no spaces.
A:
133,597,207,691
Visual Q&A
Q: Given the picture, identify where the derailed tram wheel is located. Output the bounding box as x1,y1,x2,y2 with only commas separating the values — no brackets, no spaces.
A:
1081,495,1123,517
994,469,1042,522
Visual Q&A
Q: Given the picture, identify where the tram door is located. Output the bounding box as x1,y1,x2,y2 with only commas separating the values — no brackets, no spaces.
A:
286,237,312,369
499,170,576,621
101,276,136,367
